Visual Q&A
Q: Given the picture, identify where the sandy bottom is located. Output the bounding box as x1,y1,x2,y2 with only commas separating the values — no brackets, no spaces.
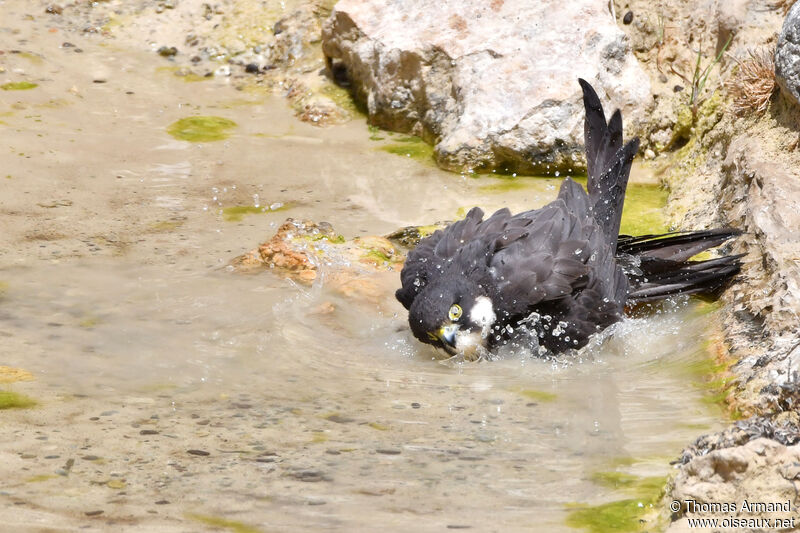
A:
1,2,725,531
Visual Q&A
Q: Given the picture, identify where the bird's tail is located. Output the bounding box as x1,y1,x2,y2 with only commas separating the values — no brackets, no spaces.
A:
578,78,639,249
618,229,744,302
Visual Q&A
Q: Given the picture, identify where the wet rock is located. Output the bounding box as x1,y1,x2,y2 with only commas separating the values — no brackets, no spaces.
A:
157,46,178,58
187,449,210,456
322,0,650,174
287,469,329,482
376,448,401,455
230,218,405,303
775,1,800,106
622,11,633,25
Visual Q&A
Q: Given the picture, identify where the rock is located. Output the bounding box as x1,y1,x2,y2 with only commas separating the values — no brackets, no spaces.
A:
270,5,321,67
623,11,633,25
322,0,650,174
230,219,404,308
775,1,800,106
157,46,177,57
669,438,800,529
231,218,404,282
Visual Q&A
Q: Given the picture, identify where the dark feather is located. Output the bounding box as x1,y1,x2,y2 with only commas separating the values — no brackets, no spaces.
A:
397,79,741,356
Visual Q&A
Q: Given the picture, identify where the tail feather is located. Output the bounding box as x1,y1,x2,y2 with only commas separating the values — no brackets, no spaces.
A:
627,256,742,301
617,228,743,262
621,228,744,302
578,78,639,248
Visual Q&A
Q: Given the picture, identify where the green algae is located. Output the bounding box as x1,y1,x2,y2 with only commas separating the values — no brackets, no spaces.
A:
0,390,36,409
17,52,43,65
26,474,58,483
222,203,292,222
386,224,446,248
1,81,38,91
321,83,361,114
513,388,557,403
566,472,667,533
566,499,653,533
379,134,435,164
167,116,237,142
149,219,185,232
619,184,669,235
363,249,393,263
368,125,385,141
311,233,345,244
79,316,99,328
477,178,545,193
310,431,329,443
186,513,263,533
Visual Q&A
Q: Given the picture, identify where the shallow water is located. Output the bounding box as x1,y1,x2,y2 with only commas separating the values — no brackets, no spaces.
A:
0,5,725,532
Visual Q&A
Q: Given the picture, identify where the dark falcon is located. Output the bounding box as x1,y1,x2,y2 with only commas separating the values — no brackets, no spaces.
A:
396,79,742,360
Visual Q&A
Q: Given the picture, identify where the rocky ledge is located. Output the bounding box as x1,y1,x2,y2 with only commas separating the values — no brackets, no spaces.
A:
322,0,650,174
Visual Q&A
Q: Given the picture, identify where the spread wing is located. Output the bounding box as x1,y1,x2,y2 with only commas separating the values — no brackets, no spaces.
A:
488,180,628,349
489,179,596,317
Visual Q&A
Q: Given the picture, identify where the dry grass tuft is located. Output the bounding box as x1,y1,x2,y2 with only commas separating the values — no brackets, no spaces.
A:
770,0,797,15
728,48,777,116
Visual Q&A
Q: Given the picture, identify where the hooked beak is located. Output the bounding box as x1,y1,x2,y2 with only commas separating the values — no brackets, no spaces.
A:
434,324,459,354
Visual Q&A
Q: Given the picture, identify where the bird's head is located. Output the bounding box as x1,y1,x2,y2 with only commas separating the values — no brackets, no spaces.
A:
408,278,496,360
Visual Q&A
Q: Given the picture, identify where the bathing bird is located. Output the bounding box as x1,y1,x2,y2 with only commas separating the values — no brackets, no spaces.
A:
396,79,742,360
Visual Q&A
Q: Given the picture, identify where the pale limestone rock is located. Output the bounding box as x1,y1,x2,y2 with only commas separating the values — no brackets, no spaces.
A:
776,1,800,106
669,438,800,531
322,0,651,174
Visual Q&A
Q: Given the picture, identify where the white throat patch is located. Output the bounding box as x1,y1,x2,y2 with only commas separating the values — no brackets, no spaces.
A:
469,296,496,337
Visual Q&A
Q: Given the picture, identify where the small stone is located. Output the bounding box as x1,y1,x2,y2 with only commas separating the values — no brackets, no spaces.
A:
289,470,328,482
140,429,159,435
376,448,401,455
157,46,178,58
187,449,210,456
622,10,633,24
644,148,656,160
244,63,260,74
673,85,684,93
411,402,421,409
45,4,63,14
85,510,104,517
155,500,170,505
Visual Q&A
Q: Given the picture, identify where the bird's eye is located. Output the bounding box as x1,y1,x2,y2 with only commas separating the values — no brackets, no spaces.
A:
448,304,462,321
